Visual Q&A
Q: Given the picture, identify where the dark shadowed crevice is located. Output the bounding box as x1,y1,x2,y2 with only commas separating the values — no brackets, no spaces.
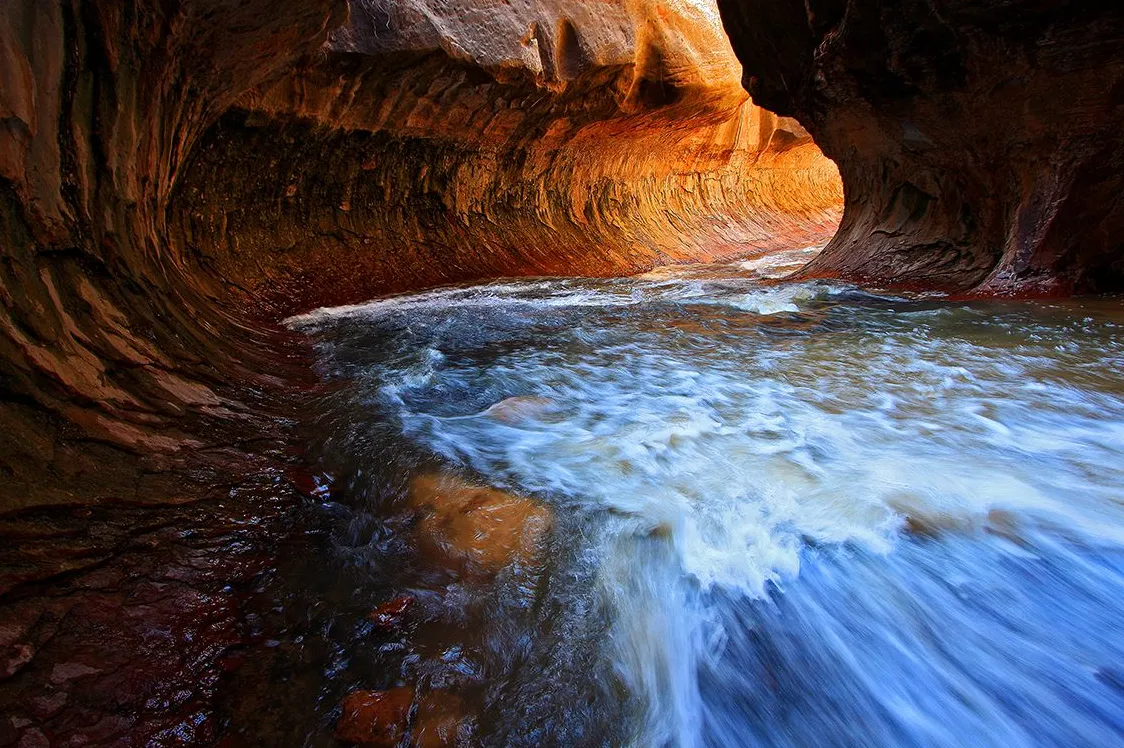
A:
716,0,1124,294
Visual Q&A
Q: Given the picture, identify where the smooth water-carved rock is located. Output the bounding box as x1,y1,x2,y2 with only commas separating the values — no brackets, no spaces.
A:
0,0,842,515
408,473,553,577
176,0,843,316
0,0,347,513
717,0,1124,293
482,396,559,424
2,0,1119,743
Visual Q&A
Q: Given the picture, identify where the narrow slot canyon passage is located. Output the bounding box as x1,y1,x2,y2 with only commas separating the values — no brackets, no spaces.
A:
0,1,1122,746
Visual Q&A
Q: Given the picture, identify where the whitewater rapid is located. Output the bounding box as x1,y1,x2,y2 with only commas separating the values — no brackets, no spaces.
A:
290,253,1124,747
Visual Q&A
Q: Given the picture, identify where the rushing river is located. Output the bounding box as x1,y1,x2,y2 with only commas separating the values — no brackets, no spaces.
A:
288,250,1124,747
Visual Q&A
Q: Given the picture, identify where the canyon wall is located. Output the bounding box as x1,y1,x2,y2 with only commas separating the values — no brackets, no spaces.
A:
1,0,1122,742
0,3,343,740
0,0,843,515
717,0,1124,294
174,0,842,317
0,0,841,514
0,0,347,514
0,2,820,742
4,2,1122,512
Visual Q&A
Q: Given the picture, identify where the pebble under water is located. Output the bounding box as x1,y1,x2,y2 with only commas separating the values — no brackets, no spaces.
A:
287,250,1124,747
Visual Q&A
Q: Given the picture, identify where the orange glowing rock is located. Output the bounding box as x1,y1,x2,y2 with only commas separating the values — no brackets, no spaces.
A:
408,473,553,577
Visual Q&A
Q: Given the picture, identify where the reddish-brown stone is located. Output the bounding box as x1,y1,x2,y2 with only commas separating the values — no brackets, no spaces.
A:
368,595,417,632
412,691,466,748
408,473,554,578
335,688,414,747
0,481,305,746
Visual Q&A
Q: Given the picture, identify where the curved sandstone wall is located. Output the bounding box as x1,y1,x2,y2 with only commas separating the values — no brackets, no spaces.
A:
0,0,843,512
1,2,1121,742
174,0,843,317
0,0,347,513
717,0,1124,294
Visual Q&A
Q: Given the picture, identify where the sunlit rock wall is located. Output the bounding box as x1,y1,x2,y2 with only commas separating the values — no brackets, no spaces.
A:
0,0,842,512
174,0,843,316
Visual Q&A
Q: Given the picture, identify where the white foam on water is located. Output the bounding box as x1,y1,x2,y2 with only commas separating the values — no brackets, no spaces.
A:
735,244,825,278
303,260,1124,746
285,279,644,330
287,247,845,332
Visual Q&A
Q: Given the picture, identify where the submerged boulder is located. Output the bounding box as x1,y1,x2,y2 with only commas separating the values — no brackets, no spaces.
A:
408,473,553,577
368,595,417,632
481,396,558,424
335,687,467,747
412,691,467,748
335,688,414,747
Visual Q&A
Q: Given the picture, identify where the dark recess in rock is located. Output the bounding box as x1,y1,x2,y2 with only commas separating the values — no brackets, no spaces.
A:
717,0,1124,294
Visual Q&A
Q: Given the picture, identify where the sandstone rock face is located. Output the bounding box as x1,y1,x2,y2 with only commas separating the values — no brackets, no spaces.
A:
175,0,843,316
0,0,842,515
0,6,831,738
0,0,347,512
0,1,1119,744
0,2,345,741
716,0,1124,294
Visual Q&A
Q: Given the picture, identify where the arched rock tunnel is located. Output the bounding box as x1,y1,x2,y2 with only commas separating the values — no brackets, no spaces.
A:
0,0,1122,741
0,0,843,514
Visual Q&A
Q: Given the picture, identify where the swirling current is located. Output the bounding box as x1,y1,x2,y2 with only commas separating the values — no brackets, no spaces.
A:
287,249,1124,747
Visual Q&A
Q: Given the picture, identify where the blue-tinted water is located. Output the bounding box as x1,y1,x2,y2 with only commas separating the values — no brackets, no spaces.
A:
291,253,1124,747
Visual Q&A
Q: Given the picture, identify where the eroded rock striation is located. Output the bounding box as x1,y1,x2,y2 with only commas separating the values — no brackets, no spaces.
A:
175,0,843,316
5,0,1122,741
717,0,1124,293
0,0,841,515
0,1,839,740
0,0,346,513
